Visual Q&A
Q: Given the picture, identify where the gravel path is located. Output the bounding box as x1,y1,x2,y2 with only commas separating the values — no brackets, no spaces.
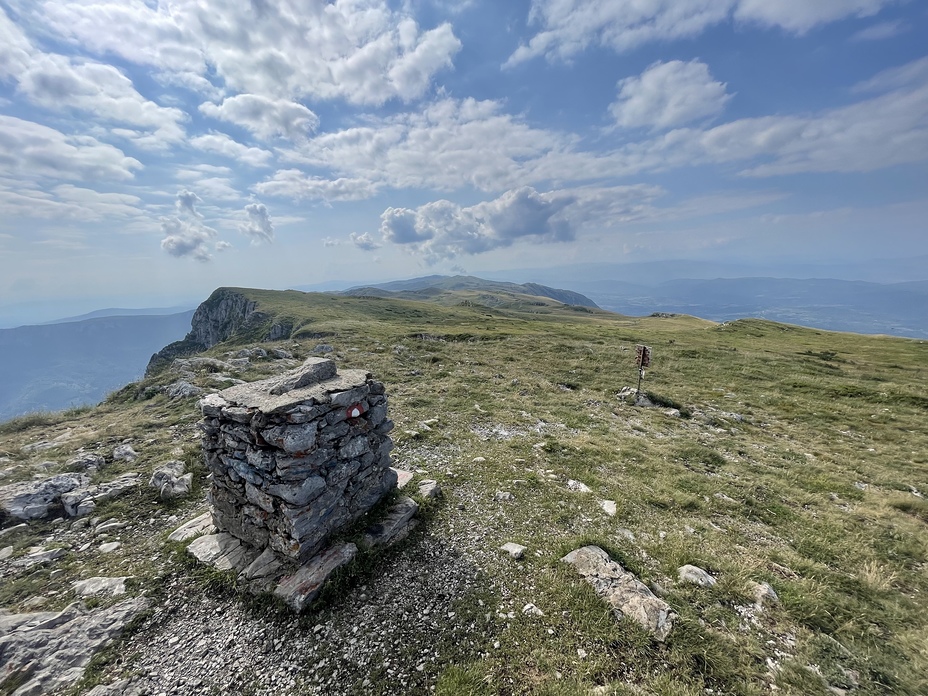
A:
83,512,500,695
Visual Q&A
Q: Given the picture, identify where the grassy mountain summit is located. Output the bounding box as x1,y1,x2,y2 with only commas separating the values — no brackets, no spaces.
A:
1,287,927,695
341,275,600,309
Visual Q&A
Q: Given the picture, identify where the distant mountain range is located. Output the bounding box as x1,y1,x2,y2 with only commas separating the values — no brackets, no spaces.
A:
3,268,927,421
37,305,195,325
0,311,194,420
333,272,928,339
562,277,928,339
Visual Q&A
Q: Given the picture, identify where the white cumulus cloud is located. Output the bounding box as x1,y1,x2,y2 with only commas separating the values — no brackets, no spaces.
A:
200,95,320,141
378,185,656,262
160,189,218,261
1,7,185,146
0,114,141,181
239,202,275,244
611,60,731,130
350,232,381,250
37,0,461,105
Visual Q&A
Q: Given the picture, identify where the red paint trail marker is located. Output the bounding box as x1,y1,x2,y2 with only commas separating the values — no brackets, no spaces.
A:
346,403,367,419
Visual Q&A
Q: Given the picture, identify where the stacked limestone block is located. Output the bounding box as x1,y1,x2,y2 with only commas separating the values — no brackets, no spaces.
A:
199,357,396,563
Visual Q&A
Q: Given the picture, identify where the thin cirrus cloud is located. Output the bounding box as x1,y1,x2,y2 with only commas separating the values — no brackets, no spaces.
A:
0,181,144,223
189,132,274,168
626,65,928,177
507,0,899,65
254,169,380,202
279,98,572,194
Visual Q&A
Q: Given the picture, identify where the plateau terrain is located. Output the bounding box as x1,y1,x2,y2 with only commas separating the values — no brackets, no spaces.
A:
0,285,926,696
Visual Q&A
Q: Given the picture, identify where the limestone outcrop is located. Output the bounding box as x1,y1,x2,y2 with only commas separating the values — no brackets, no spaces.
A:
0,597,149,695
146,288,261,375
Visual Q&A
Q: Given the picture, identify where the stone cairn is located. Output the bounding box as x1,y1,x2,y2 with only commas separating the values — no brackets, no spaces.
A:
199,357,397,564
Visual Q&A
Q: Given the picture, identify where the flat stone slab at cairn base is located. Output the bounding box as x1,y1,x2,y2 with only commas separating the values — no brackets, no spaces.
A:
240,547,284,589
187,532,260,572
562,545,675,641
274,542,357,612
167,511,215,542
361,497,419,549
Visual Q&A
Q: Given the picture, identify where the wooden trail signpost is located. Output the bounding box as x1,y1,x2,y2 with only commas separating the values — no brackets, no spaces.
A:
635,344,651,396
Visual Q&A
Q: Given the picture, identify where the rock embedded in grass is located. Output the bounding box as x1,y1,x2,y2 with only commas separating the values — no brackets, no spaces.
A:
567,479,592,493
562,545,675,641
678,564,716,587
500,542,527,559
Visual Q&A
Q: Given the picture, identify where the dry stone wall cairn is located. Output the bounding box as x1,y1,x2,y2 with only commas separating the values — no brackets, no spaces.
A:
199,358,396,563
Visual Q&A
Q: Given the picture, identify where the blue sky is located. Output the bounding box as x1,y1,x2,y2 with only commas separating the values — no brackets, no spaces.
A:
0,0,926,321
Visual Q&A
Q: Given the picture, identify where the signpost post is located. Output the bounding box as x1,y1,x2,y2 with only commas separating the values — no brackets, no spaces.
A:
635,344,651,397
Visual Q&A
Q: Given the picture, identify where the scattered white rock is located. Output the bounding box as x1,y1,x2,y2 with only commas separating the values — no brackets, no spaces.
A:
61,474,140,518
12,547,67,568
601,500,617,516
94,520,126,535
417,479,441,499
567,479,592,493
66,453,106,472
678,564,716,587
522,603,544,616
0,523,28,537
113,444,138,462
361,497,419,549
391,468,414,489
21,430,72,453
149,460,193,499
494,491,513,502
500,542,527,560
187,533,257,572
0,473,90,520
72,577,130,597
239,547,283,588
164,380,204,399
748,581,779,608
98,541,121,553
0,545,13,560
